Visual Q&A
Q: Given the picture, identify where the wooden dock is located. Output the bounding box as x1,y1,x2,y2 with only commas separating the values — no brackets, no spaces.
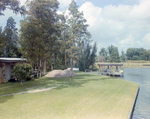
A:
97,63,124,77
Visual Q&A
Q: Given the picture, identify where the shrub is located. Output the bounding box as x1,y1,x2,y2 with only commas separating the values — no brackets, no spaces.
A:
11,63,33,86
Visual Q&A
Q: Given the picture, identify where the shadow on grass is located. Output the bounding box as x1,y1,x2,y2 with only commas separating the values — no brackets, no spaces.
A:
0,95,14,104
0,73,114,103
49,73,111,90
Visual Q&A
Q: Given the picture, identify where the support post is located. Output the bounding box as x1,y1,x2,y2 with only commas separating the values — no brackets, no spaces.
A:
108,66,109,69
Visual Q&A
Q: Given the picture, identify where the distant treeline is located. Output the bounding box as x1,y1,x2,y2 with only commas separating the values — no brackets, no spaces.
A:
126,48,150,61
98,46,150,62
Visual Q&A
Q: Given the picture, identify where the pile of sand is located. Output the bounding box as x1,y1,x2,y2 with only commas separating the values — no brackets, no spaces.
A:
45,69,77,78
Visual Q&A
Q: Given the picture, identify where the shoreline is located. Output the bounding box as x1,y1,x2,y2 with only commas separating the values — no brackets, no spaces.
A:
128,86,140,119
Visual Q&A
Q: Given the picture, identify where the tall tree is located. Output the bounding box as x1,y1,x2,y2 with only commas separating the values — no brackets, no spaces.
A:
90,42,97,69
2,17,20,57
67,0,90,81
144,50,150,61
99,47,107,62
108,45,120,62
79,41,91,71
57,13,69,66
0,27,6,56
20,0,59,78
120,50,126,62
0,0,26,16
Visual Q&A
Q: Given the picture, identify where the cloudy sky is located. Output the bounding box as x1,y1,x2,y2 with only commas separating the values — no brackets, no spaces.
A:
1,0,150,54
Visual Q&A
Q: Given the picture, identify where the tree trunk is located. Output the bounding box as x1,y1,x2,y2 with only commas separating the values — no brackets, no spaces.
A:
44,59,46,74
37,66,39,79
40,60,42,78
64,31,67,66
21,80,23,86
65,49,67,66
69,50,73,81
4,46,6,57
51,64,53,71
37,69,39,79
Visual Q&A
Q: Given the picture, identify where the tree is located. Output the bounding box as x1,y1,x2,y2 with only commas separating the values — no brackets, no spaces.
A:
107,45,120,62
120,50,126,62
126,48,150,61
67,0,90,81
144,50,150,61
11,63,33,86
79,42,91,71
0,0,26,16
57,13,69,67
2,17,20,57
126,48,134,60
90,42,97,69
0,27,6,56
99,47,107,62
20,0,60,78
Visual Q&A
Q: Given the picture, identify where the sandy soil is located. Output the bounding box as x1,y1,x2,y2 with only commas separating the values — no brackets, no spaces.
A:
45,69,77,78
1,86,57,96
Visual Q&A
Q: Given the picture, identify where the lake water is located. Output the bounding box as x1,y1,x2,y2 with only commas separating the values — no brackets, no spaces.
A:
123,68,150,119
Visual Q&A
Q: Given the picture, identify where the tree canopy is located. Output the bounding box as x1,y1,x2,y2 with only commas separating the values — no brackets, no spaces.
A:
0,17,21,57
66,0,91,81
107,45,120,62
0,0,26,16
126,48,150,61
20,0,60,78
120,50,126,62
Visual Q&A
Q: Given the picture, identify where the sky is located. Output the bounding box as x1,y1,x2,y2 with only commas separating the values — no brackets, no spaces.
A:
1,0,150,54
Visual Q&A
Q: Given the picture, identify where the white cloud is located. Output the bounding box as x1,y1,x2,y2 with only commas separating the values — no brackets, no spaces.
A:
20,0,27,5
58,0,72,9
119,36,134,45
142,33,150,47
20,0,71,9
78,0,150,52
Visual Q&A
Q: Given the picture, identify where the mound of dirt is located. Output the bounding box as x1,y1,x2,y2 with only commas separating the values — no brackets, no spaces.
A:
45,69,77,78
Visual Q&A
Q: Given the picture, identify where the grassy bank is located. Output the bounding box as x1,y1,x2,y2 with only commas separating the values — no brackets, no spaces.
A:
96,61,150,70
0,72,138,119
123,62,150,68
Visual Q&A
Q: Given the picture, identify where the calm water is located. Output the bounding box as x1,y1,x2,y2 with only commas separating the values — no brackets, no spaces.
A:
123,68,150,119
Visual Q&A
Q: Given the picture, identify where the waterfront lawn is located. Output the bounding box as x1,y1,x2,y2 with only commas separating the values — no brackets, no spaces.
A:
0,72,139,119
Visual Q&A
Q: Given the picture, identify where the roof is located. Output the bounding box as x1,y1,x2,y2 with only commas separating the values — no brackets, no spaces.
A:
97,63,123,66
0,58,26,63
143,65,150,66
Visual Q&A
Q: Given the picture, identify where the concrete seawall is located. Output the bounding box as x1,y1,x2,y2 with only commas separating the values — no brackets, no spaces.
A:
128,86,140,119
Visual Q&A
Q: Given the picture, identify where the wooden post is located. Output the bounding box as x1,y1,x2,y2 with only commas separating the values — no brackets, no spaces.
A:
116,66,118,70
2,63,7,83
0,67,2,83
108,66,109,69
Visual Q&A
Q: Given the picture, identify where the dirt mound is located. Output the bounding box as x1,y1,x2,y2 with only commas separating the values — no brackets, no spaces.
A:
45,69,77,78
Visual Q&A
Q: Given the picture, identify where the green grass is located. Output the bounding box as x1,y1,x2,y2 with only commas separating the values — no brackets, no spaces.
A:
0,72,139,119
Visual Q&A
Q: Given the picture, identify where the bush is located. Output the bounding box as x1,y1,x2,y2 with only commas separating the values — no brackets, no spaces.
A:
11,63,33,86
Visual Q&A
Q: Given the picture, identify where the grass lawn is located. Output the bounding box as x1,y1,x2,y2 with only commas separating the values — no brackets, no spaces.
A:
0,72,139,119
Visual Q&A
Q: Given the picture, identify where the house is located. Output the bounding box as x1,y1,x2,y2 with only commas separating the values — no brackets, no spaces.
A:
0,58,26,83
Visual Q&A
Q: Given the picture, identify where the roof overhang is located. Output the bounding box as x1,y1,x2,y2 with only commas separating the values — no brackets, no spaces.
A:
0,58,26,63
97,63,123,66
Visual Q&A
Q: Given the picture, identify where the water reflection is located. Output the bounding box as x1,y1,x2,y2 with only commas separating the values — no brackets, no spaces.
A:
123,68,150,119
